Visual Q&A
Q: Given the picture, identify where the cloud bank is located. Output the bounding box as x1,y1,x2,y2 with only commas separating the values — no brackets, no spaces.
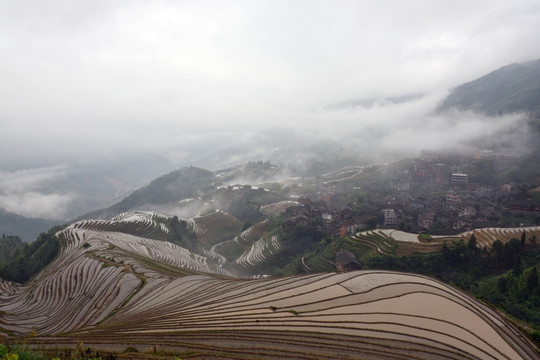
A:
0,1,538,218
0,166,73,219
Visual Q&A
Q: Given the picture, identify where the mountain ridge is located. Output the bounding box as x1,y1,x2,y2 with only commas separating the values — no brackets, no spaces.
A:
80,166,216,221
438,59,540,117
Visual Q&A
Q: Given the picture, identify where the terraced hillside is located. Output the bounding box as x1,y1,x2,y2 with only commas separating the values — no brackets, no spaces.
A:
349,227,540,259
188,209,243,248
205,219,283,276
462,226,540,249
73,211,171,239
0,214,538,359
0,212,228,335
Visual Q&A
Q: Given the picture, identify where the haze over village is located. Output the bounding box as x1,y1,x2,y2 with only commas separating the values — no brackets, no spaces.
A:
1,0,539,222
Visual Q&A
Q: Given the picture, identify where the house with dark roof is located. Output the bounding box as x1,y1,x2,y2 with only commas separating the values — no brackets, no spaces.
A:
336,250,363,272
508,199,534,212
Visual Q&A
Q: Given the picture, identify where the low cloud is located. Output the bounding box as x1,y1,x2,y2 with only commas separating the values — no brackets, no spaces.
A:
376,111,529,155
0,192,72,220
267,94,532,162
0,1,538,218
0,165,67,192
0,165,73,219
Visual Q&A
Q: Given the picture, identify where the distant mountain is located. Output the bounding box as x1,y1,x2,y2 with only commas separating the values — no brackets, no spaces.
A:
0,210,61,242
438,59,540,117
197,128,372,177
81,166,217,220
328,93,426,109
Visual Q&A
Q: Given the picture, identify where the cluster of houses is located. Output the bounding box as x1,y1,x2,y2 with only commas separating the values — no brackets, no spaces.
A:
381,187,504,233
281,158,540,237
385,162,540,233
282,198,363,237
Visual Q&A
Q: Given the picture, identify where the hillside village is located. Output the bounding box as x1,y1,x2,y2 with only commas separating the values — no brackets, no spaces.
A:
281,150,540,238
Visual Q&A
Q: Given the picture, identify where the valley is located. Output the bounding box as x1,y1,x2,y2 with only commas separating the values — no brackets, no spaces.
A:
2,58,540,359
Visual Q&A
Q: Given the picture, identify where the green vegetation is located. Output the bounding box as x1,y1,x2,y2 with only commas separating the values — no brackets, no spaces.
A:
473,266,540,330
0,226,62,284
0,235,24,264
193,211,243,247
438,59,540,117
0,340,119,360
367,235,535,288
165,216,198,251
0,332,47,360
303,237,346,272
82,167,216,220
249,219,328,276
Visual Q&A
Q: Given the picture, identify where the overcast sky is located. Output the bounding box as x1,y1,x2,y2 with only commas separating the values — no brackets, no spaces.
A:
1,0,540,219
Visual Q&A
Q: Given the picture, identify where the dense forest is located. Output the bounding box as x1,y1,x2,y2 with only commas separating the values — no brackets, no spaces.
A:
0,226,62,284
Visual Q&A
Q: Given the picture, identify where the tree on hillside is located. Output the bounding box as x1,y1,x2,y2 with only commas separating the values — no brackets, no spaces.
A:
513,254,523,277
468,233,478,255
366,216,377,230
527,266,538,292
0,227,61,283
497,276,508,293
429,221,447,235
492,240,504,270
167,216,197,251
505,238,522,267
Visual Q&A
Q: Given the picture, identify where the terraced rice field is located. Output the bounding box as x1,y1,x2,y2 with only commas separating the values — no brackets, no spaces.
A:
214,219,282,269
0,212,228,335
461,226,540,249
0,280,18,295
73,211,171,240
352,227,540,257
1,213,538,359
350,230,396,256
319,166,364,184
7,268,538,359
189,209,243,247
305,238,345,272
260,200,299,216
235,235,282,267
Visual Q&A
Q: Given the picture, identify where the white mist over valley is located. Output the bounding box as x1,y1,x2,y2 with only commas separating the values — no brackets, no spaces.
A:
1,0,539,222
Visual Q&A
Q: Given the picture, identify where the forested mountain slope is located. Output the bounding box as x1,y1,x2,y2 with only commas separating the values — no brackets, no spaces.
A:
81,166,216,220
438,59,540,118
